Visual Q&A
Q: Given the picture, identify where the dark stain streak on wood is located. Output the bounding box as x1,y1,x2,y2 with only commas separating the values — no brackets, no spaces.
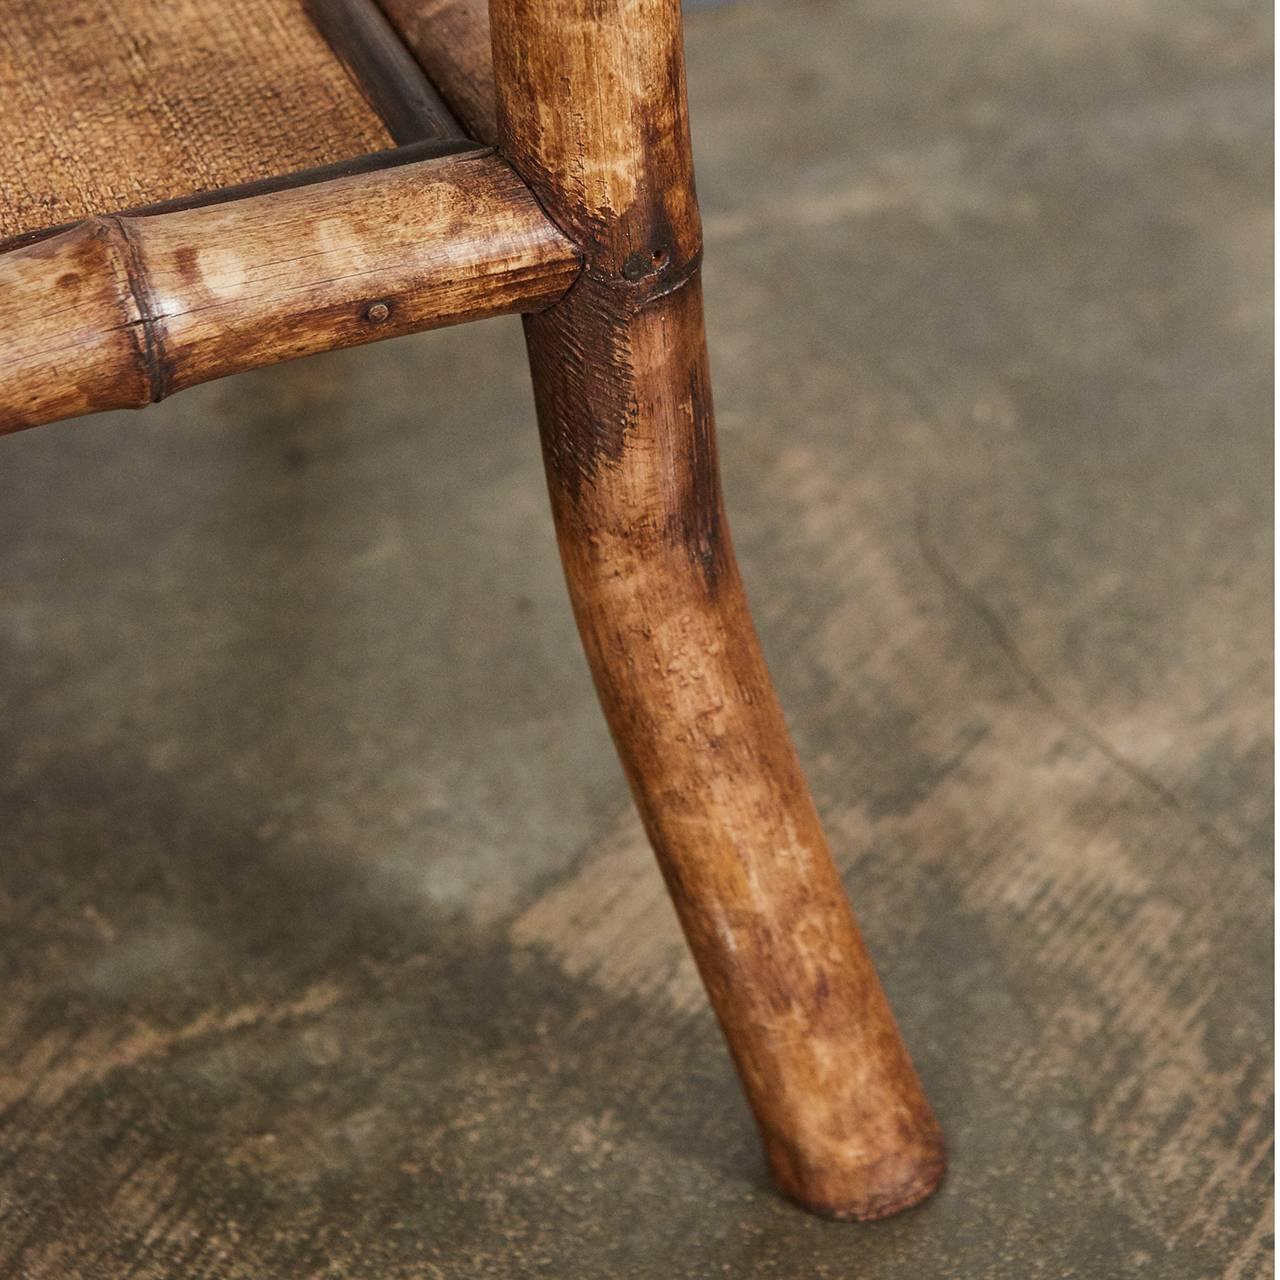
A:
111,216,171,402
674,342,726,591
524,276,638,502
173,245,201,286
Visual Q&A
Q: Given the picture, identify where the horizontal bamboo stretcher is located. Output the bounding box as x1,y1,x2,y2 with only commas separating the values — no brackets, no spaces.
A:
0,146,579,435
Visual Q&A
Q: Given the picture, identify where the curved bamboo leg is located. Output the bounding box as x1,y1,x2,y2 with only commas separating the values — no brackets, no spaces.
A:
492,0,945,1219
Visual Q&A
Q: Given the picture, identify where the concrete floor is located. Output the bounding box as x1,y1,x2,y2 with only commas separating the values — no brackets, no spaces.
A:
0,0,1272,1275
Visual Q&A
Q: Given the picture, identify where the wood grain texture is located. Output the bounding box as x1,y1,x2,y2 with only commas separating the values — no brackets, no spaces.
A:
0,0,394,240
376,0,497,144
492,0,943,1218
303,0,466,144
0,149,580,435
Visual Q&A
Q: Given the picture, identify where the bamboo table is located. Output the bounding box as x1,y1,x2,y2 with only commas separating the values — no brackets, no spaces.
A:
0,0,943,1219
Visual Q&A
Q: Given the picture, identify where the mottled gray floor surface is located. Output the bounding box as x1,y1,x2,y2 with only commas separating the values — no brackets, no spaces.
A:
0,0,1272,1276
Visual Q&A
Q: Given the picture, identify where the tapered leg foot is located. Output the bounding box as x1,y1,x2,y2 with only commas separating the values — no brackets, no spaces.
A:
490,0,943,1217
522,273,944,1220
